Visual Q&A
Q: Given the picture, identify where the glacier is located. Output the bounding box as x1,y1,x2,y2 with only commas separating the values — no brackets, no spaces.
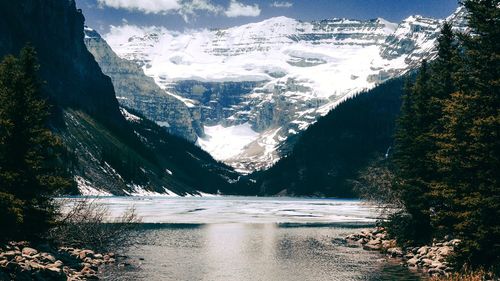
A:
97,8,466,173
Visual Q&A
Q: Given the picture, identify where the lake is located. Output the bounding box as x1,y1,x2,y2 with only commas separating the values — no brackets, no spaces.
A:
65,197,425,281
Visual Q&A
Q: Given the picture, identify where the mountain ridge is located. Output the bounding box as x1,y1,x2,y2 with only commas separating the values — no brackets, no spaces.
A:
88,7,466,173
0,0,240,196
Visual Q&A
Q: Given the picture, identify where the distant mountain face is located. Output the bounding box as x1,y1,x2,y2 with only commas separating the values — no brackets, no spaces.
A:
83,28,203,142
0,0,240,196
94,8,466,173
252,76,409,197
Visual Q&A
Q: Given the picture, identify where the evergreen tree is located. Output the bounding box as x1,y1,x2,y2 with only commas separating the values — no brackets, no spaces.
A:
392,64,434,245
434,0,500,269
0,46,72,242
428,22,461,237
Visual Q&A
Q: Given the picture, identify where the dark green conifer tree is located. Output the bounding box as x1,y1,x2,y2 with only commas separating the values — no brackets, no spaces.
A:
427,22,461,237
0,46,72,242
434,0,500,269
392,63,434,245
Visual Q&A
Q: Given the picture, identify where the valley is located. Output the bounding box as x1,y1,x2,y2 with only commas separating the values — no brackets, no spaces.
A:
1,1,498,280
88,8,466,173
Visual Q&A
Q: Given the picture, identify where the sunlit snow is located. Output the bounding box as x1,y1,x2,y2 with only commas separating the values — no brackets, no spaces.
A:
197,123,259,161
75,176,112,196
101,11,466,171
120,107,141,122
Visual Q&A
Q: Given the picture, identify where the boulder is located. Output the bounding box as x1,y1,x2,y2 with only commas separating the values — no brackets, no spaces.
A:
46,261,64,269
405,253,415,259
387,247,404,257
421,258,434,267
45,266,62,274
79,250,95,260
363,243,382,251
28,261,45,270
3,251,18,259
367,238,381,246
381,240,396,249
407,258,418,267
438,246,453,256
429,261,442,268
417,246,429,255
81,266,96,275
428,268,445,276
21,247,38,256
357,238,367,244
40,253,56,263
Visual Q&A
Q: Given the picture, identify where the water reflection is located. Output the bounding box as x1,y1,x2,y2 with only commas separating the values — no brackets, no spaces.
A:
100,224,425,281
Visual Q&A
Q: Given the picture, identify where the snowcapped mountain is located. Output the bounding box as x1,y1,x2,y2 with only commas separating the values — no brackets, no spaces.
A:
84,27,203,142
97,8,466,173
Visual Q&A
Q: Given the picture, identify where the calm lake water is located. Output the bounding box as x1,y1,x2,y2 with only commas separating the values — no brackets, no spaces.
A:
67,197,425,281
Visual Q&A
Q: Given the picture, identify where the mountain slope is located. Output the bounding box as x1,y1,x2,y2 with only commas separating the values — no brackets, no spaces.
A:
101,8,465,172
0,0,238,196
250,76,410,197
83,28,203,142
0,0,123,127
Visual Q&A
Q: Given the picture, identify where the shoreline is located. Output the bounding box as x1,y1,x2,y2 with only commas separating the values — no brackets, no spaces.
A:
0,242,118,280
345,227,460,278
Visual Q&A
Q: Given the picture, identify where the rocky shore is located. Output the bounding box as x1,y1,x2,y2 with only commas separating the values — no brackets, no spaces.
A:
346,227,460,277
0,242,116,280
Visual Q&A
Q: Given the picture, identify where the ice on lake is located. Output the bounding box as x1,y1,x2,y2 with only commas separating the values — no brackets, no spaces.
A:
59,196,381,225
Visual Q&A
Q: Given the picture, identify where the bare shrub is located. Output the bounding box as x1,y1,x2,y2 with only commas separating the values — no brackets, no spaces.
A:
50,198,142,253
352,157,402,207
349,156,406,227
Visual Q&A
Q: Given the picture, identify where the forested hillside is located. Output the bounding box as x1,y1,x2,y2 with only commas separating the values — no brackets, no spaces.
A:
252,76,410,197
0,0,240,196
387,0,499,273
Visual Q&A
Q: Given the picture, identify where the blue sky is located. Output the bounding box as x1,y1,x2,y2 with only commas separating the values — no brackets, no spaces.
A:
76,0,459,33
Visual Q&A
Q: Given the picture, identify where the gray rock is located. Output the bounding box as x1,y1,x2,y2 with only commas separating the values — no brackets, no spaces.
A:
40,252,56,263
363,244,382,251
84,31,201,142
421,258,434,267
367,238,381,246
438,246,453,256
428,268,445,276
417,246,429,255
387,247,404,257
3,251,18,259
407,258,418,267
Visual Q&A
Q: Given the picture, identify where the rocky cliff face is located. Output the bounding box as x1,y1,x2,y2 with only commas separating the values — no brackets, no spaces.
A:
99,7,467,173
0,0,240,195
84,28,202,142
0,0,123,126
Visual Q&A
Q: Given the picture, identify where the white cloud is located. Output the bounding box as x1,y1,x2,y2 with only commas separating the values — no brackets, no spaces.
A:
104,24,165,48
97,0,222,22
97,0,182,14
225,0,261,17
270,1,293,8
179,0,223,21
98,0,261,20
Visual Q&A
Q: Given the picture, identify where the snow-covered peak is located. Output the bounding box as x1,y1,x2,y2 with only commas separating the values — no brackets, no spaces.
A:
446,5,469,30
376,18,399,33
97,11,462,172
243,15,299,27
